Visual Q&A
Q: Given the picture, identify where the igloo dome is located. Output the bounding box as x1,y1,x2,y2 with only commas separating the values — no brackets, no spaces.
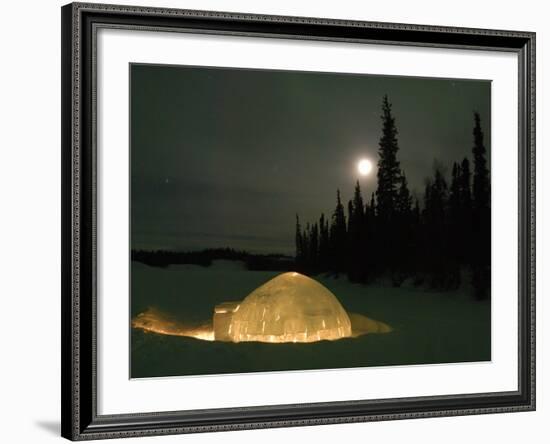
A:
213,272,352,343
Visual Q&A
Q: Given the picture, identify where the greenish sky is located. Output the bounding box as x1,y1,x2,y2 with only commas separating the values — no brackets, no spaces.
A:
131,63,490,254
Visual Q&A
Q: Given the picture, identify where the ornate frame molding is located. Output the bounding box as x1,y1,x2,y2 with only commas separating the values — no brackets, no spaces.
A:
61,2,535,440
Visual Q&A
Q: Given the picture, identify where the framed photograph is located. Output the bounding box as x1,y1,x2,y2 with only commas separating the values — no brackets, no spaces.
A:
61,2,535,440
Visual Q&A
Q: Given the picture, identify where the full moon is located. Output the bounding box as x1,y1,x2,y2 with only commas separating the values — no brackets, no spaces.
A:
357,158,373,176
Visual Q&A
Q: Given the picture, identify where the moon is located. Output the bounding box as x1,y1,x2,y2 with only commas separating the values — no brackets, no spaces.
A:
357,158,373,176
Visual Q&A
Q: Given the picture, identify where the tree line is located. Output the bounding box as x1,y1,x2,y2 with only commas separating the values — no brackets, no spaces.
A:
132,248,294,271
295,96,491,299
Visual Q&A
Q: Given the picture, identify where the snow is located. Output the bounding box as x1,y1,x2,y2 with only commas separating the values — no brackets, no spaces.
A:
131,261,490,378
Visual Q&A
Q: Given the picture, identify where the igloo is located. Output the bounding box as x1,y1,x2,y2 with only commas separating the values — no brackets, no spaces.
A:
213,272,352,343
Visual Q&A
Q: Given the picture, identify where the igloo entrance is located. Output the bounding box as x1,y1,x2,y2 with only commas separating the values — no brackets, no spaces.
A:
213,272,352,343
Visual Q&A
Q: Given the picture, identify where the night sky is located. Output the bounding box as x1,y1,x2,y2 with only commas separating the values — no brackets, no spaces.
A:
131,63,491,255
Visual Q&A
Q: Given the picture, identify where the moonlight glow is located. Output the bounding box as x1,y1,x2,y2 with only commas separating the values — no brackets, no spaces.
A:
358,158,373,176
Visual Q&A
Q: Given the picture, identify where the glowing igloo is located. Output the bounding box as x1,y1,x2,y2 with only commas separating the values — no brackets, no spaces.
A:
213,272,352,343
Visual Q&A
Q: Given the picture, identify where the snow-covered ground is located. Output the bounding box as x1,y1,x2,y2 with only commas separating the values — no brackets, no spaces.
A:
131,260,490,378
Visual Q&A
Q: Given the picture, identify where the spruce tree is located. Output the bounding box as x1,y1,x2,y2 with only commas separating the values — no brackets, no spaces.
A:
459,157,472,265
348,182,365,249
329,189,347,272
423,167,450,289
375,95,402,275
459,158,472,210
393,172,413,286
347,200,354,233
396,172,412,216
309,223,319,270
352,181,365,221
448,162,462,288
376,95,402,222
347,181,365,281
449,162,461,221
369,193,376,217
318,213,329,271
410,197,422,284
471,112,491,299
303,222,311,269
364,192,379,280
412,198,420,225
472,113,490,212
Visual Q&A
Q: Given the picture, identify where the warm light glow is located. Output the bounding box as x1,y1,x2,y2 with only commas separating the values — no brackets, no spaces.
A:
132,308,215,341
132,274,392,344
213,272,353,343
357,158,373,176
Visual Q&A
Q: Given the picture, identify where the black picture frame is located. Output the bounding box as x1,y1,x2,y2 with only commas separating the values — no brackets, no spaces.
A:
61,2,536,440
